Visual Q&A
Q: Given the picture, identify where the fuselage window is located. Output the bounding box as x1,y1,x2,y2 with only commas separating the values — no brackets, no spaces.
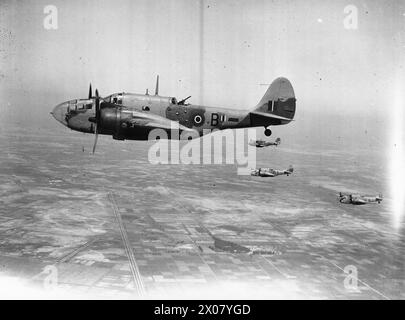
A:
77,103,89,110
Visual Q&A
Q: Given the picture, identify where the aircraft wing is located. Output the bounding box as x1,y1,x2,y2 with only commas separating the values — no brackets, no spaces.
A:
123,110,198,134
352,198,366,205
263,173,275,177
261,172,275,177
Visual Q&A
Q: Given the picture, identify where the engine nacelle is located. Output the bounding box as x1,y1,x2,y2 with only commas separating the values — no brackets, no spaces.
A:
99,107,132,139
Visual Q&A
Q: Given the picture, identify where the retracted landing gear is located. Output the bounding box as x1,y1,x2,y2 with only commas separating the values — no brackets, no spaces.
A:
264,128,272,137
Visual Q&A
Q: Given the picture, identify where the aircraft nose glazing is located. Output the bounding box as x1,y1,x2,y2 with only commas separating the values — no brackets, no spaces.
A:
51,102,69,126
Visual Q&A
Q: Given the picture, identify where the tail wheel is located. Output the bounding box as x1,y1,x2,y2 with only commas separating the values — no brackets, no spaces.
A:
264,128,272,136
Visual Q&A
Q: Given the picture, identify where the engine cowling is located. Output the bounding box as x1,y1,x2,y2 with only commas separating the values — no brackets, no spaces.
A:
99,106,132,139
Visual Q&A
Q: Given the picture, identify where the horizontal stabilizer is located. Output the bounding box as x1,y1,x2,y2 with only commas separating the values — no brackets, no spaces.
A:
250,111,294,127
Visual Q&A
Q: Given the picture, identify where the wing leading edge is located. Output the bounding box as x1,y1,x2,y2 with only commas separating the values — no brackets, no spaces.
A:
123,109,198,134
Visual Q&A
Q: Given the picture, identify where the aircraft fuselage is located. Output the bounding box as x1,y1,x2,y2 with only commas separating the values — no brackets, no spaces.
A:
54,93,278,140
51,77,296,142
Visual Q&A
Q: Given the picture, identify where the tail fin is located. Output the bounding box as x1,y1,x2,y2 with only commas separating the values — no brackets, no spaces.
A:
251,77,296,126
275,137,281,145
286,165,293,174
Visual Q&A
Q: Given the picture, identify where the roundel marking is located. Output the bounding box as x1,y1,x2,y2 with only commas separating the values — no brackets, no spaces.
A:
189,110,205,127
194,115,202,124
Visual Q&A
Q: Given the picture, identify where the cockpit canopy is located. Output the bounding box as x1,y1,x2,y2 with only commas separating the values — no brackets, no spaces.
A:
104,93,124,104
104,92,179,106
68,93,181,114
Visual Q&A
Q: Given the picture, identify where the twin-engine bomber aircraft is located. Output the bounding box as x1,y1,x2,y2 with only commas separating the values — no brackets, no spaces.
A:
51,76,296,153
251,165,294,177
338,192,383,205
249,137,281,148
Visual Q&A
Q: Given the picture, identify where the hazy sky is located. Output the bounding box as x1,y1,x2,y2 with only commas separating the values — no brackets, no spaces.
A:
0,0,404,127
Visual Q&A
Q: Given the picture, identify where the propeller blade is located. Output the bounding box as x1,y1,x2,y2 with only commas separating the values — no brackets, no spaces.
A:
92,123,98,154
95,89,100,123
92,89,101,154
88,83,92,99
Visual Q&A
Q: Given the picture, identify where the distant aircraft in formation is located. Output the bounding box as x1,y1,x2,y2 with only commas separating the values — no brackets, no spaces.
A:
51,76,296,153
338,192,383,205
249,137,281,148
251,165,293,177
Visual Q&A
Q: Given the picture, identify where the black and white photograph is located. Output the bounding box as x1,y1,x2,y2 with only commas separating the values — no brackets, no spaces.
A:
0,0,404,304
